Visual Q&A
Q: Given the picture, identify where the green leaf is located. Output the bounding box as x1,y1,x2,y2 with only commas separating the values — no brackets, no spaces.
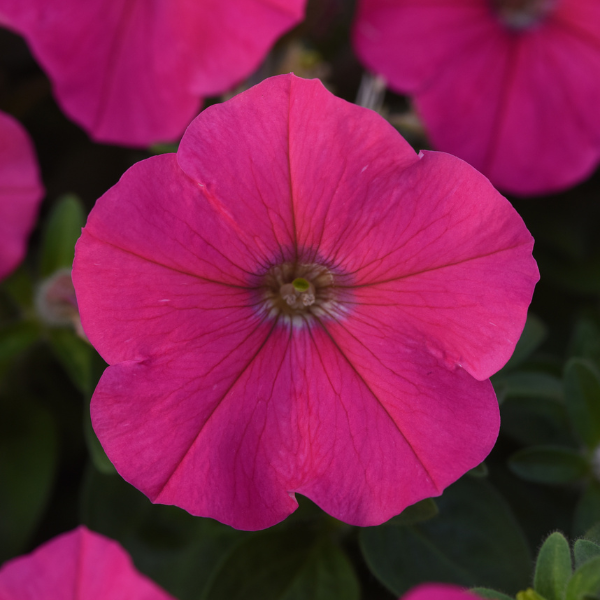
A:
468,462,489,478
568,317,600,369
83,405,115,474
47,328,92,393
0,398,57,561
564,359,600,449
150,143,179,154
203,530,359,600
39,194,85,277
359,477,531,596
501,397,573,447
509,446,589,485
1,266,34,308
517,589,547,600
574,540,600,569
574,482,600,537
503,314,547,371
492,372,563,402
0,321,40,380
584,523,600,546
533,532,572,600
472,588,514,600
383,498,439,526
80,466,246,600
565,557,600,600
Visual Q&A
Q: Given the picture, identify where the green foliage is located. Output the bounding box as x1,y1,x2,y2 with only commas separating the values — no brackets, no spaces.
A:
39,194,86,277
573,540,600,569
81,466,245,600
584,523,600,545
563,359,600,450
534,532,572,600
0,397,57,562
468,462,490,478
473,588,515,600
568,318,600,369
80,468,357,600
203,531,359,600
0,321,40,381
574,483,600,537
359,476,531,596
504,314,548,371
564,556,600,600
492,372,563,403
501,397,572,447
47,328,92,394
509,446,589,485
383,498,439,526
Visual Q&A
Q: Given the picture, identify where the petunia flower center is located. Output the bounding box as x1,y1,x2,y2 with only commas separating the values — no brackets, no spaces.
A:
489,0,558,29
263,262,336,321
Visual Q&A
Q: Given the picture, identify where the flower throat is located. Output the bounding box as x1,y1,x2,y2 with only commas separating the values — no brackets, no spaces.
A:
489,0,558,29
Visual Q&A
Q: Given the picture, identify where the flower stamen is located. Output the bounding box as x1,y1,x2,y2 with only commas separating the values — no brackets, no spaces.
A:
262,262,337,322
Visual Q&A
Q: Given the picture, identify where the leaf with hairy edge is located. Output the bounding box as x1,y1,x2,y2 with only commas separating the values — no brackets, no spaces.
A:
534,532,572,600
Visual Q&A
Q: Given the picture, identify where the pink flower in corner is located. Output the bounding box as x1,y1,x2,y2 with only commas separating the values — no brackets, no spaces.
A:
0,526,174,600
0,111,44,281
0,0,306,147
401,584,476,600
353,0,600,196
72,74,539,531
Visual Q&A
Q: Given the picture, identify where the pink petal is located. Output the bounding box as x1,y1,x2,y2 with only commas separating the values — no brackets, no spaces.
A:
352,0,600,195
0,0,306,147
73,153,273,365
402,584,475,600
73,74,538,530
353,0,494,93
0,526,173,600
178,75,419,262
0,111,44,281
92,321,497,530
320,151,538,381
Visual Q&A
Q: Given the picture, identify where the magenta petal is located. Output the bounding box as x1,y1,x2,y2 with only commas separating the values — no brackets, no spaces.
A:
92,321,497,529
401,584,475,600
353,0,600,195
328,151,538,381
179,75,418,262
74,74,538,530
353,1,494,93
73,153,271,364
0,111,43,281
0,526,174,599
0,0,306,146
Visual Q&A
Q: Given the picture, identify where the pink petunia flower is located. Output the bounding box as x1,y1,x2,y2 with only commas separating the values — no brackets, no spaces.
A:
72,74,539,531
0,110,44,281
352,0,600,196
401,584,476,600
0,526,174,600
0,0,306,147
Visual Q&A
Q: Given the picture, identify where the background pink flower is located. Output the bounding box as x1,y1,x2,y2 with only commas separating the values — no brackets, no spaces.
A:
0,526,174,599
72,74,538,531
0,110,44,281
0,0,306,147
353,0,600,196
402,584,475,600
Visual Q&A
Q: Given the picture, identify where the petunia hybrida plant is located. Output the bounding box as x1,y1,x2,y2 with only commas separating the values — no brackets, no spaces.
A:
0,526,174,600
0,110,44,282
73,74,539,531
0,0,306,147
353,0,600,196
